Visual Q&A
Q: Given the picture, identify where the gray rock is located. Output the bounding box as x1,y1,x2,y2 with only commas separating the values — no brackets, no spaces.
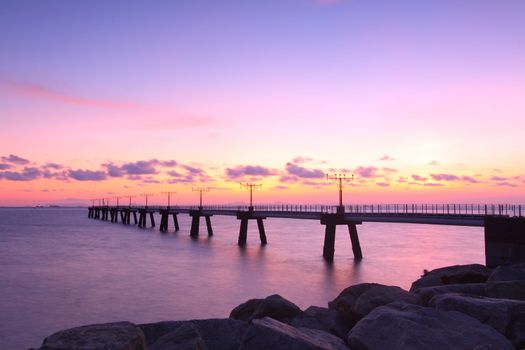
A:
139,318,248,350
431,293,525,348
347,302,514,350
149,323,207,350
290,306,349,339
328,283,418,326
238,317,349,350
414,283,486,306
486,263,525,301
38,321,145,350
230,294,303,322
486,280,525,301
488,263,525,282
410,264,491,292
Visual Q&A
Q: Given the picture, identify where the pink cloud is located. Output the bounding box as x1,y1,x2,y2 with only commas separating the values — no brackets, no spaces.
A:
354,166,379,178
412,174,428,182
120,160,160,175
286,163,324,179
496,182,518,188
1,154,30,165
379,155,394,161
428,161,440,166
226,165,278,179
431,173,460,181
491,176,508,181
461,176,481,184
292,156,313,164
43,163,63,170
279,175,299,183
68,169,107,181
0,167,41,181
382,167,397,173
2,79,141,110
376,182,390,187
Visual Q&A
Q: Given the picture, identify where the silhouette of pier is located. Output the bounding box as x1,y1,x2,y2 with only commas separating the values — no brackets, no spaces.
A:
88,203,525,265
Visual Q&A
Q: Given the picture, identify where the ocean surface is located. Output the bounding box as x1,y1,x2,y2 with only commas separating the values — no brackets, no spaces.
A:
0,207,484,349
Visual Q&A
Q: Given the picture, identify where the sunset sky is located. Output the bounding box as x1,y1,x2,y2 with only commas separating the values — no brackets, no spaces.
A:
1,0,524,206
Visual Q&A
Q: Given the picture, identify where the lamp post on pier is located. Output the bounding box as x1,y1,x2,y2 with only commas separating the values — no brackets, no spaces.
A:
140,193,153,209
241,182,262,211
126,195,136,208
192,187,209,210
114,196,124,208
161,191,177,209
326,173,354,214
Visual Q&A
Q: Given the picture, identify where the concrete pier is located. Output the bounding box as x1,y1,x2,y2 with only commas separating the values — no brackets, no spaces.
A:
485,217,525,267
159,209,180,232
321,211,362,262
138,209,155,228
189,209,213,237
87,203,525,264
236,209,267,245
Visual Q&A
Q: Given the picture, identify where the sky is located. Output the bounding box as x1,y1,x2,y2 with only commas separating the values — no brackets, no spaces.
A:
1,0,524,206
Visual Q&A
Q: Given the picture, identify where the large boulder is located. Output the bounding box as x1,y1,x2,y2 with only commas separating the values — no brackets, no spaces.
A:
486,263,525,301
488,263,525,282
328,283,418,326
347,303,514,350
430,293,525,348
149,323,207,350
139,319,248,350
238,317,349,350
139,320,184,346
414,283,486,306
290,306,349,339
230,294,303,323
38,322,145,350
410,264,491,292
486,280,525,301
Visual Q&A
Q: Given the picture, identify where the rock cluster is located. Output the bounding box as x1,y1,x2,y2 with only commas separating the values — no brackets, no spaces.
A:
33,263,525,350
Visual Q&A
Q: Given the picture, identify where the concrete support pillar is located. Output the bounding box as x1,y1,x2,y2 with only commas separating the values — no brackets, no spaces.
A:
348,224,363,260
257,218,267,245
485,217,525,267
149,212,155,227
173,214,180,231
323,224,336,261
190,215,200,237
205,216,213,237
160,212,168,232
138,211,145,228
238,218,248,245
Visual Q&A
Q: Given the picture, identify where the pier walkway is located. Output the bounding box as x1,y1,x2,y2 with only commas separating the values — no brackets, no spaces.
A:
88,203,525,266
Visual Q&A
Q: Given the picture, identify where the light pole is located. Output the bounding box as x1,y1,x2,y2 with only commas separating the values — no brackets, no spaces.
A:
192,187,209,209
240,182,262,210
140,193,153,208
326,173,354,213
126,195,136,208
161,191,177,209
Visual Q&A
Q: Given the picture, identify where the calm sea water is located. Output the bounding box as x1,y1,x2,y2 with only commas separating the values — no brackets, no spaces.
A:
0,208,484,349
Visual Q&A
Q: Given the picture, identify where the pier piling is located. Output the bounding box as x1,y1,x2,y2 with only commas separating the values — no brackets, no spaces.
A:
236,210,267,245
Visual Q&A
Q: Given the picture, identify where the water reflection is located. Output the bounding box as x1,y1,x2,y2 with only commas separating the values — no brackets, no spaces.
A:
0,208,483,350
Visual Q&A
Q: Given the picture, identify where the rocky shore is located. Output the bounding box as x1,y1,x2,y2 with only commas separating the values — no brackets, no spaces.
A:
33,263,525,350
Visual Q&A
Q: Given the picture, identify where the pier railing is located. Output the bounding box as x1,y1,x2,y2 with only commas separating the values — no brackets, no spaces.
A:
93,204,524,217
